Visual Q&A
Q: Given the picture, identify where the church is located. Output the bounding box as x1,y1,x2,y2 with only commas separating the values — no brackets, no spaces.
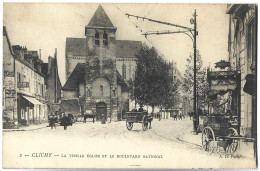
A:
62,5,141,121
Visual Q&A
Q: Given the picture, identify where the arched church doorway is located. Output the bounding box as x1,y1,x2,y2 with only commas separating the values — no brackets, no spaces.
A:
96,102,107,121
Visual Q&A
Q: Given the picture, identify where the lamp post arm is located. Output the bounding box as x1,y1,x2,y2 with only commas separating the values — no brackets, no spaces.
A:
126,13,194,31
143,30,194,43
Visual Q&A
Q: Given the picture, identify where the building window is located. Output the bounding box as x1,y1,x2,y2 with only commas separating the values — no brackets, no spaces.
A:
17,72,21,83
41,84,44,96
103,33,108,46
100,85,103,97
95,32,100,46
87,90,91,97
21,110,24,120
113,89,116,97
122,64,126,79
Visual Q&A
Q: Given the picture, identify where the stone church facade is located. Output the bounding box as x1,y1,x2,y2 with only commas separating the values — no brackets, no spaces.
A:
62,5,140,121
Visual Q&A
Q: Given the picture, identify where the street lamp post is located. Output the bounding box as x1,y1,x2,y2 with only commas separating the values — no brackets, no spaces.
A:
126,10,198,133
193,10,198,134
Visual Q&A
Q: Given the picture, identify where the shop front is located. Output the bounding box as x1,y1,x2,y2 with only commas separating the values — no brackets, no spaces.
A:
17,94,44,125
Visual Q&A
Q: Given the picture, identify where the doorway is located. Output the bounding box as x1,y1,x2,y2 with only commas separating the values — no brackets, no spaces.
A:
96,102,107,121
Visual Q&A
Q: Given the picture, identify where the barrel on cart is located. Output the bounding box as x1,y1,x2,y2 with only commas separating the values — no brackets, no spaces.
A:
125,111,149,131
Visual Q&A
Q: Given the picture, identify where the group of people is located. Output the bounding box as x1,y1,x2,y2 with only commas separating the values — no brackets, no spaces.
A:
173,113,184,120
48,112,74,130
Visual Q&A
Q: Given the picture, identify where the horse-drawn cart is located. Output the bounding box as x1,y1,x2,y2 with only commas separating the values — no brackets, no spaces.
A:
83,110,95,123
125,111,150,131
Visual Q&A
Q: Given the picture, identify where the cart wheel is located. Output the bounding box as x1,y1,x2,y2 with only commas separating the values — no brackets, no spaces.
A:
225,128,239,155
126,121,133,130
142,115,148,131
202,126,215,153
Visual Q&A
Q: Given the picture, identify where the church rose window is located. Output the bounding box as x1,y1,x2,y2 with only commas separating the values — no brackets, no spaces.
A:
95,32,100,46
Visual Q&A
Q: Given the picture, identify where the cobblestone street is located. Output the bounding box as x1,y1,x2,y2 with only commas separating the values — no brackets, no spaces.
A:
3,118,256,169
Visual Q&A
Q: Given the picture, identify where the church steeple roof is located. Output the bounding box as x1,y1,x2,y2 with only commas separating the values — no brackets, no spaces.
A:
87,5,114,28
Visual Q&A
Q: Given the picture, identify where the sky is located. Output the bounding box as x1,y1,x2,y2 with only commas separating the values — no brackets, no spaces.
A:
3,3,230,85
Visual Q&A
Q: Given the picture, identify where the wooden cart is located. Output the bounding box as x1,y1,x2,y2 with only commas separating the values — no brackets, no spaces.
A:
125,111,149,131
83,110,95,123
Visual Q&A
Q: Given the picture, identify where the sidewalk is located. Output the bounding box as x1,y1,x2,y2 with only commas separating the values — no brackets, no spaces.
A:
3,123,49,132
179,132,255,160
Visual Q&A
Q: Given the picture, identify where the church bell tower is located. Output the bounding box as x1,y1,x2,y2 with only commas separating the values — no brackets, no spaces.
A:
85,5,118,121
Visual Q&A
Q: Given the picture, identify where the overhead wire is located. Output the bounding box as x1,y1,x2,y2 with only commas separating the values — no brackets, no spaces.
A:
112,4,169,61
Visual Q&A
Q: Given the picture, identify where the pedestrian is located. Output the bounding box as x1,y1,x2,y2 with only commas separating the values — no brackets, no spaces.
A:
174,113,177,120
101,114,106,124
148,113,154,129
83,114,87,123
48,113,53,129
138,106,144,112
54,113,58,124
61,113,68,130
179,112,182,120
189,112,192,120
49,113,56,129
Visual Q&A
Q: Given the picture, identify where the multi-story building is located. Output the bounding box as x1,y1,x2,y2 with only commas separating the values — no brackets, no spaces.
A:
62,5,131,121
41,49,62,114
3,26,47,128
170,61,184,84
226,4,256,138
167,61,189,118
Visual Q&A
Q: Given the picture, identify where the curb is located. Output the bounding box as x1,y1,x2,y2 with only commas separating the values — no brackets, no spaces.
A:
3,125,49,132
176,133,202,147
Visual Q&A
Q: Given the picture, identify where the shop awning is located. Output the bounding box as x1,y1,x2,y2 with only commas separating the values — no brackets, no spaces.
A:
22,95,42,105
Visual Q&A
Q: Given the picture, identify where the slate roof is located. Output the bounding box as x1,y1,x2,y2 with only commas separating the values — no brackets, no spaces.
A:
63,63,128,90
62,63,86,90
116,40,141,58
66,38,87,56
65,38,141,58
87,5,114,28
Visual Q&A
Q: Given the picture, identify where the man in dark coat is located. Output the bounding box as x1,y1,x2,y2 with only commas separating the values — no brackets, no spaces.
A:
49,113,56,129
61,113,68,130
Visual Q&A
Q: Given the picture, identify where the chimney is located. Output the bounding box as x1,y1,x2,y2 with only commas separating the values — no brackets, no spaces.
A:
55,48,57,59
39,49,41,59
